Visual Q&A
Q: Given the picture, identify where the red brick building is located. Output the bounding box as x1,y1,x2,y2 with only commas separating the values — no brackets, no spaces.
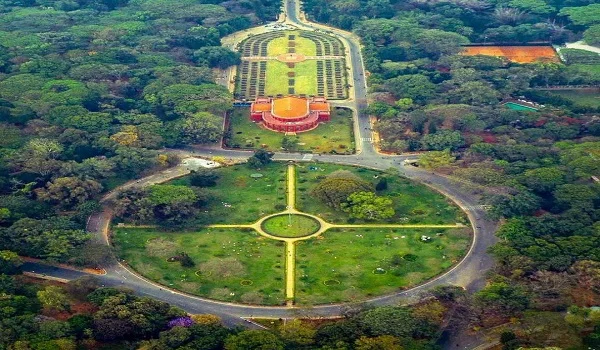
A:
250,96,331,133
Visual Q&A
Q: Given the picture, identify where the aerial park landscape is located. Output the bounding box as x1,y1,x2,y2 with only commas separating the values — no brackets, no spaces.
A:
23,0,494,321
2,0,600,347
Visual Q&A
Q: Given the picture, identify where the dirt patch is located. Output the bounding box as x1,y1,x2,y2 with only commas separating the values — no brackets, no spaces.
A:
199,257,246,278
210,287,233,300
241,291,264,304
462,46,559,63
146,238,178,257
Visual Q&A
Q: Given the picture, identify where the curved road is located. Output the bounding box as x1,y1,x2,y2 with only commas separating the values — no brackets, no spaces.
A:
22,0,498,328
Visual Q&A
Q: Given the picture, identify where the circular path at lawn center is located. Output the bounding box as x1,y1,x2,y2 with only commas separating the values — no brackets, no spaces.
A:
262,214,321,238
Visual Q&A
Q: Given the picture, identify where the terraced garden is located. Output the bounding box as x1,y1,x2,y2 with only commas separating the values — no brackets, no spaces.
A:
235,30,348,100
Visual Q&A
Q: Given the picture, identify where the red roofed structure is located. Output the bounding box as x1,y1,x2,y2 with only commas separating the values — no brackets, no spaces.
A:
250,96,331,133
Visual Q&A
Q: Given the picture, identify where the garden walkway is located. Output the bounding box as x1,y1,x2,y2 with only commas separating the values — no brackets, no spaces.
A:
208,164,465,304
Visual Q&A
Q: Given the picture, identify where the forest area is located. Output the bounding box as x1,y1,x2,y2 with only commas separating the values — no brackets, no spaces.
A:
0,0,287,262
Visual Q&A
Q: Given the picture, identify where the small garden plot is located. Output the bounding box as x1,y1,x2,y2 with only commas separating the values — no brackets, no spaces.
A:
295,163,466,225
295,227,471,305
113,228,286,305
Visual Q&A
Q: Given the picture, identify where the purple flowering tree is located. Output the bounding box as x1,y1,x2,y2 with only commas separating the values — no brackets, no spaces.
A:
168,316,194,328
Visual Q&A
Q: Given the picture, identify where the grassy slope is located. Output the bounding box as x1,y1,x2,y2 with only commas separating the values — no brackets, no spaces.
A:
549,89,600,107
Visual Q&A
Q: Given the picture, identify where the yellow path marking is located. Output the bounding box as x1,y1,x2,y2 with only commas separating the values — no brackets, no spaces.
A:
284,163,297,302
287,164,296,210
285,242,296,301
331,224,464,229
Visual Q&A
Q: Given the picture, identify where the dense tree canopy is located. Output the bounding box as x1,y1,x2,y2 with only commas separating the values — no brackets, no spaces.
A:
311,170,374,208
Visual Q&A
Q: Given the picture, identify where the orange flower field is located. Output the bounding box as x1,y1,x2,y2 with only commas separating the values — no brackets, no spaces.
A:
462,46,559,63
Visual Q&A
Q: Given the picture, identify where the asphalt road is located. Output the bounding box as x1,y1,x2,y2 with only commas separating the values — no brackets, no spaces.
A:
20,0,498,330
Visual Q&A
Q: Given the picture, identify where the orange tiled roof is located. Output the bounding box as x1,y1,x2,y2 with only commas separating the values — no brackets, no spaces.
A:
252,103,271,112
309,102,329,111
272,97,309,119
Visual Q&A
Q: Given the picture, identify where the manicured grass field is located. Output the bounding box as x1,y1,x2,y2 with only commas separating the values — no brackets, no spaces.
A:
262,214,320,238
226,107,354,154
566,64,600,81
114,163,472,305
169,163,287,224
113,227,286,305
549,89,600,108
295,227,471,304
267,32,317,56
264,60,318,96
295,163,466,224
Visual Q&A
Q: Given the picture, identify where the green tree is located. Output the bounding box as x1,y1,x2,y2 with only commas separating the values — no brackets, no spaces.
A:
583,25,600,46
0,250,22,274
342,192,395,220
281,136,299,151
311,170,374,208
486,191,541,218
448,81,501,106
474,282,529,314
225,330,284,350
179,112,222,144
384,75,436,103
277,320,316,347
418,149,456,169
421,130,465,151
189,168,219,187
358,306,436,339
37,286,70,311
94,293,185,340
520,167,566,193
36,177,103,209
509,0,555,15
553,184,599,209
355,335,403,350
415,29,469,58
194,46,241,69
247,149,273,169
560,4,600,26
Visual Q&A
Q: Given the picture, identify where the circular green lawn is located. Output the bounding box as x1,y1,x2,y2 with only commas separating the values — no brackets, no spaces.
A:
262,214,320,238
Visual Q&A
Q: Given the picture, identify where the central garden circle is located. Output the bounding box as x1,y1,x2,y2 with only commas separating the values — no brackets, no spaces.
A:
112,162,472,306
262,214,321,238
